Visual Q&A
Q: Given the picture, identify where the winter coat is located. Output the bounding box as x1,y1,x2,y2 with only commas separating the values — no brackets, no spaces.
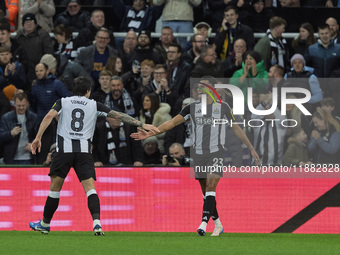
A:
21,0,55,32
0,109,38,164
283,137,311,165
140,102,172,153
230,60,268,102
153,0,201,21
54,9,91,32
0,60,27,91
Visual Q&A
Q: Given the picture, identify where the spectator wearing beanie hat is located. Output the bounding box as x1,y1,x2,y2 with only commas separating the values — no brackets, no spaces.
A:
40,54,57,74
54,0,90,32
16,13,54,84
285,53,322,112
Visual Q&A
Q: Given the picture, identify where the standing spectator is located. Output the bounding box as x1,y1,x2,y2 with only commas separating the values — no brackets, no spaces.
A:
113,0,163,32
3,0,19,32
21,0,55,33
230,50,268,102
0,46,27,92
118,30,138,73
308,107,340,164
30,62,71,164
53,0,91,32
126,30,163,72
326,17,340,44
16,13,54,84
53,24,77,60
223,38,247,77
254,16,289,71
153,0,202,48
0,19,27,71
0,93,37,165
153,26,175,62
245,0,274,33
73,9,116,50
139,93,172,153
142,136,162,165
75,28,117,91
214,5,255,61
291,23,316,56
305,23,340,80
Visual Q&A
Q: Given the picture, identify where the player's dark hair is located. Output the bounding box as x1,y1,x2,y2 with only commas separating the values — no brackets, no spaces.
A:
73,76,92,96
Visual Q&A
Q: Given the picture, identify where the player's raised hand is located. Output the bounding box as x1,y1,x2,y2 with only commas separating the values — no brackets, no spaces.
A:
130,128,151,140
141,123,160,135
31,138,41,155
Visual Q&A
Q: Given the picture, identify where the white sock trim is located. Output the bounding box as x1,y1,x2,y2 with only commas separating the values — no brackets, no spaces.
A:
206,191,216,197
86,189,97,197
49,191,60,199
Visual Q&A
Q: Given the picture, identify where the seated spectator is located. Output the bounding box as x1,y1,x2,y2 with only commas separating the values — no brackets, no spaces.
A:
153,26,175,62
0,45,27,92
320,97,340,123
53,24,77,60
30,62,71,163
21,0,55,33
119,30,138,73
104,56,123,76
73,9,116,50
139,93,171,153
285,54,322,113
308,107,340,164
283,128,312,166
245,0,274,33
142,136,162,165
53,0,90,32
162,142,190,166
16,13,54,85
223,38,247,77
291,23,316,56
0,19,27,73
75,28,118,91
113,0,163,32
3,0,19,32
154,0,201,48
230,50,268,103
91,70,112,103
215,5,255,61
0,93,38,165
254,16,289,71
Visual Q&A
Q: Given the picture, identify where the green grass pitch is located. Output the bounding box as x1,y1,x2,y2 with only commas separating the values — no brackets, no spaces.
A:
2,231,340,255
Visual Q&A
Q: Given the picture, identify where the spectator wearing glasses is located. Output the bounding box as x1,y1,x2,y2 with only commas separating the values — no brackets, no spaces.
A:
182,34,207,66
75,28,117,92
54,0,91,32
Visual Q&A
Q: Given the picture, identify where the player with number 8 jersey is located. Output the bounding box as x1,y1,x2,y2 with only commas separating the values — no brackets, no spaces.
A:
29,76,159,235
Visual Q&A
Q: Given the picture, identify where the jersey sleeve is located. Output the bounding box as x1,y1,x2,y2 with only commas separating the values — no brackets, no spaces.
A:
52,99,62,112
96,102,111,116
222,102,234,121
179,104,191,118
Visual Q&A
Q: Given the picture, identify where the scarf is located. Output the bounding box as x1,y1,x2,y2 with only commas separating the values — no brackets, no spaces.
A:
267,29,288,69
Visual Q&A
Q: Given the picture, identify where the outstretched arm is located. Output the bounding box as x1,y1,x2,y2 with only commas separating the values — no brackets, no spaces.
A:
231,123,260,165
131,114,185,140
31,109,58,154
107,110,159,134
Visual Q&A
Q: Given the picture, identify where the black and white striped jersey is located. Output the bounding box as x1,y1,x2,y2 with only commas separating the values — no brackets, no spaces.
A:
52,96,111,153
180,101,234,155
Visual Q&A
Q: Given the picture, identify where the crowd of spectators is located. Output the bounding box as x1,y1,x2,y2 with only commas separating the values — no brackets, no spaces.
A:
1,0,340,166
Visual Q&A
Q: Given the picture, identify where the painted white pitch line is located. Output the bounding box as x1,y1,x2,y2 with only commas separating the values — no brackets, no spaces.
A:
97,177,133,184
100,191,135,197
32,190,74,197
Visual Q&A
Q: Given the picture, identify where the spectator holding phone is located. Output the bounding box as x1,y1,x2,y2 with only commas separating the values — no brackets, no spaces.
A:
0,92,38,164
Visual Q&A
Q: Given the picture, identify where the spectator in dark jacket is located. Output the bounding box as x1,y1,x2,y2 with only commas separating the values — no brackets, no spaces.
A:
245,0,274,33
0,93,38,164
53,0,91,32
112,0,163,32
0,46,27,91
16,13,54,84
214,5,255,61
30,62,71,163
